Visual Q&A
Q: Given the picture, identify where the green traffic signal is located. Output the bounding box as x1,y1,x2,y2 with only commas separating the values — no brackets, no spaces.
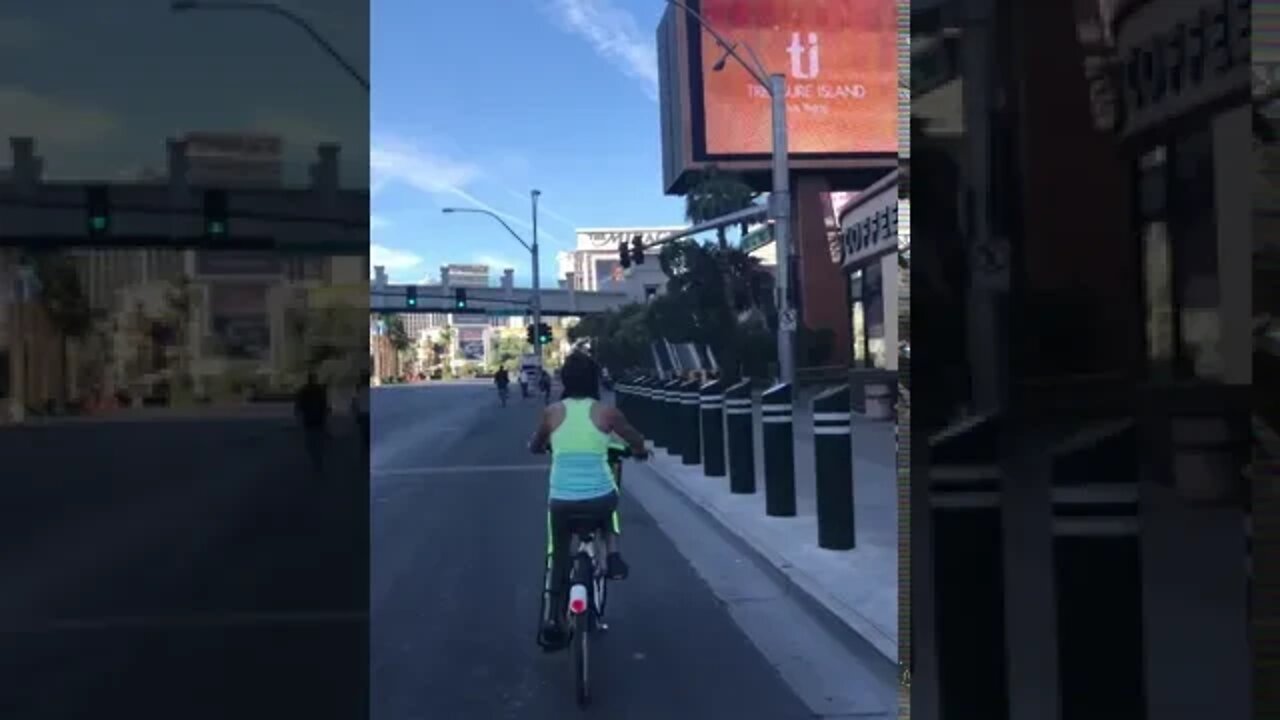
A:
86,185,110,237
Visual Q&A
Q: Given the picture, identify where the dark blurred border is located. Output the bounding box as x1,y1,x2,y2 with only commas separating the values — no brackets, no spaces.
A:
0,3,370,718
910,0,1256,718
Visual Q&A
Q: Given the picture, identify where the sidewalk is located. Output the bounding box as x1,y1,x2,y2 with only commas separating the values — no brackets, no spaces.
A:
641,387,899,663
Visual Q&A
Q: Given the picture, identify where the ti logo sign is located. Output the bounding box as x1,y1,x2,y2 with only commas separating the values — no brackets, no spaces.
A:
787,32,820,80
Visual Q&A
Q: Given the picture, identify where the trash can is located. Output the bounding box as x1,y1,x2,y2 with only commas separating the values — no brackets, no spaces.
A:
865,383,892,420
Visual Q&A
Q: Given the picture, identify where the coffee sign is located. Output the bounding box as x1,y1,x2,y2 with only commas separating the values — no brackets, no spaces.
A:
839,190,898,269
1115,0,1251,139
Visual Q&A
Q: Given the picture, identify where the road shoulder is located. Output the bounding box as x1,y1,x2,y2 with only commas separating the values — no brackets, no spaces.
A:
626,457,898,719
641,445,899,664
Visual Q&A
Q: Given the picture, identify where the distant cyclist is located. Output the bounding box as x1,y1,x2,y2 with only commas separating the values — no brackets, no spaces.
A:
538,368,552,404
494,366,511,406
529,351,647,647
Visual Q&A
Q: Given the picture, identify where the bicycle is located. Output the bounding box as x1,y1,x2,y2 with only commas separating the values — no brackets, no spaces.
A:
537,445,636,707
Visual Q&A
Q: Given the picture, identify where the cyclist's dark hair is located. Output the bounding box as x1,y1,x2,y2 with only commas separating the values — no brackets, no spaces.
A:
560,351,600,400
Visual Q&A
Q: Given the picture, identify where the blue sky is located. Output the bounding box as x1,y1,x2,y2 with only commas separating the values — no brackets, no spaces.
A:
372,0,687,285
1,1,368,186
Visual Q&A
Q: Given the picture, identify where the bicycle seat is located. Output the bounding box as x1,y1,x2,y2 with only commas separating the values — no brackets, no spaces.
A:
564,513,608,536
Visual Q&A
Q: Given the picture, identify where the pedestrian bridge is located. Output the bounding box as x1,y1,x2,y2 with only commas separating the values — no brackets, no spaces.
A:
369,283,631,316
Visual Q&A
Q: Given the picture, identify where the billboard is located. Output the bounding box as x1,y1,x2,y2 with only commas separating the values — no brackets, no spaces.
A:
696,0,897,156
658,0,900,192
457,326,486,362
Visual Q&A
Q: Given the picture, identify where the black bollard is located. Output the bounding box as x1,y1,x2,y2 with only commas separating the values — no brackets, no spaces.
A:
636,377,652,436
614,378,627,415
700,380,726,478
649,379,668,450
663,379,683,453
928,416,1009,719
724,379,756,494
1051,423,1144,720
812,384,855,549
761,382,796,517
680,379,702,465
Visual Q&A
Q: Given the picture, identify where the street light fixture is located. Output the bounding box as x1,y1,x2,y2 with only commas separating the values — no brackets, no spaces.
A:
169,0,369,92
441,195,545,368
664,0,795,384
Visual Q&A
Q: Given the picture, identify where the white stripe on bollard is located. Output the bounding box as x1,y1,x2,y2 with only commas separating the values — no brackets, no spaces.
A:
762,403,793,413
762,416,792,424
814,426,851,435
1052,517,1139,536
813,412,851,422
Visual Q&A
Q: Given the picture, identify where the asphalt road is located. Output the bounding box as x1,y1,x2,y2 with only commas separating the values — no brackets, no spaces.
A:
0,408,368,719
370,381,816,719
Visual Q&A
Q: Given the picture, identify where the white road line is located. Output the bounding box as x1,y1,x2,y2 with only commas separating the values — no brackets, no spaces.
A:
2,611,367,634
372,464,551,477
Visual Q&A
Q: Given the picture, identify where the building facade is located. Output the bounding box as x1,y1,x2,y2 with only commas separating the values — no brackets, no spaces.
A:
560,227,684,302
1,135,366,421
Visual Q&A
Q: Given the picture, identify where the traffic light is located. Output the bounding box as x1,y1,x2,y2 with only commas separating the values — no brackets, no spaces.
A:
618,241,631,269
203,189,228,239
406,286,417,308
538,322,552,344
454,287,467,309
525,323,536,345
86,185,110,237
630,235,645,265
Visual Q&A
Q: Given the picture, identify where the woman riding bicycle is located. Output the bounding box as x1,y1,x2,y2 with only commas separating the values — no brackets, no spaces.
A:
529,351,647,647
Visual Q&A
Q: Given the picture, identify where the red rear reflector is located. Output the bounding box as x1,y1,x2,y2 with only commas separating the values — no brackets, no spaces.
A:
569,599,587,614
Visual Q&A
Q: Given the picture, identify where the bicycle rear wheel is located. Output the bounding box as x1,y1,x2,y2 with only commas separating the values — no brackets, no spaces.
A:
573,612,590,706
570,552,594,706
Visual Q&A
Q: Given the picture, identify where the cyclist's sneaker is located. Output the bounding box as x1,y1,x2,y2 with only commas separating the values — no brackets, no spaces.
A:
606,552,629,580
539,619,567,650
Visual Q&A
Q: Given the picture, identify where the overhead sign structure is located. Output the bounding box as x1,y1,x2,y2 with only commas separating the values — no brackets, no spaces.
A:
657,0,899,192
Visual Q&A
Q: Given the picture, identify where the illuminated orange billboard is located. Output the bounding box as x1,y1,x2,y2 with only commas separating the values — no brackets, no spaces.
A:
691,0,898,158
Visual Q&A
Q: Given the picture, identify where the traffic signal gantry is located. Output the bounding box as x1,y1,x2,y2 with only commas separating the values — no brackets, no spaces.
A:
618,234,646,269
525,322,552,346
81,185,230,240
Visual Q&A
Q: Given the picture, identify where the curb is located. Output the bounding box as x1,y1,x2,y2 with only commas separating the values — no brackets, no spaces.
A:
642,446,898,666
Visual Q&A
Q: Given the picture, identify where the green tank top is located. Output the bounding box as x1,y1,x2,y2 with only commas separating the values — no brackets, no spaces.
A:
548,398,615,500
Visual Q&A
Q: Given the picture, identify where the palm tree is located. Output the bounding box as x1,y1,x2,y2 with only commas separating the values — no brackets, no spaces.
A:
164,274,196,393
684,166,760,250
29,252,94,409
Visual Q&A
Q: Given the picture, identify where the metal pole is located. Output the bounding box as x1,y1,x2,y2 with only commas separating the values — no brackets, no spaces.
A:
171,1,370,92
769,73,794,385
531,189,543,370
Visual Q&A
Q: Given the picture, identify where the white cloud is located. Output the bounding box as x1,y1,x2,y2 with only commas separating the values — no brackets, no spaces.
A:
0,87,120,145
371,135,561,243
504,188,578,230
547,0,659,100
370,243,422,270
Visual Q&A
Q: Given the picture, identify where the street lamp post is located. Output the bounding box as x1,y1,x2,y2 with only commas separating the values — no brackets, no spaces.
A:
530,190,543,369
442,193,544,370
664,0,794,383
170,0,370,92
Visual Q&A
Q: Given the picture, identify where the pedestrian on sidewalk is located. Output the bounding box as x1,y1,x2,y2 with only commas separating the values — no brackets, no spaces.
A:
295,371,330,476
352,370,371,459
